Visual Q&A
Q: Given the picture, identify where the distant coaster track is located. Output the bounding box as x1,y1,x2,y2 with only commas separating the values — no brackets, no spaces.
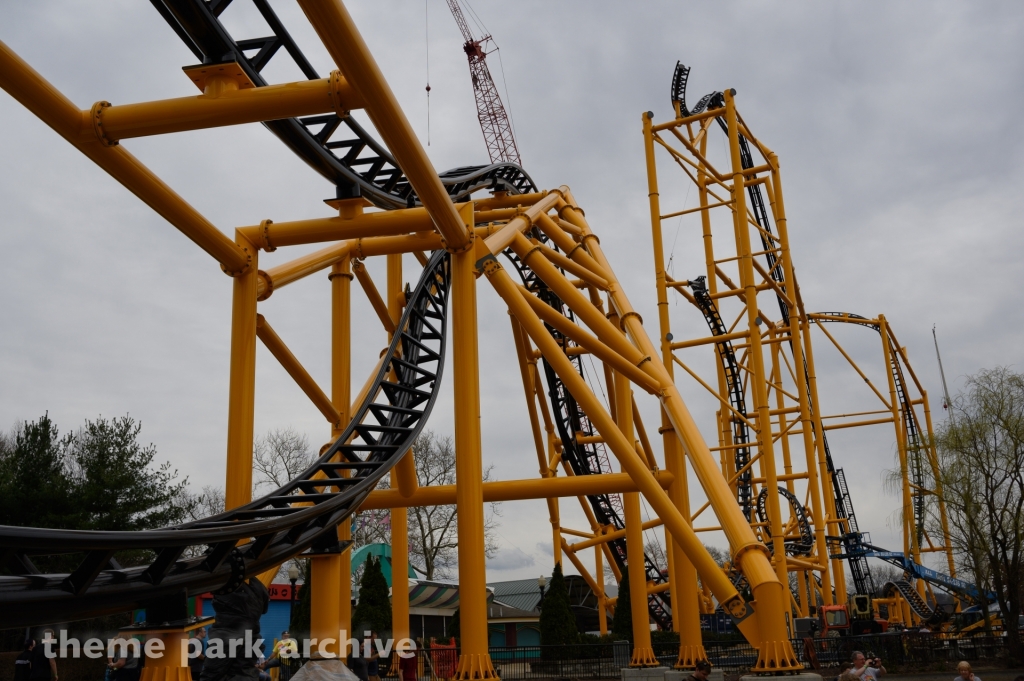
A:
672,63,873,594
0,249,451,627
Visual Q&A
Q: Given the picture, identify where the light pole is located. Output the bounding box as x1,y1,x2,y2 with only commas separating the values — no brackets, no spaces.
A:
288,563,300,626
537,575,547,612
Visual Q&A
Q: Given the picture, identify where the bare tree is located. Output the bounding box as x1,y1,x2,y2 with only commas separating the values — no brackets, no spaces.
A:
932,368,1024,660
644,538,667,572
352,430,501,581
253,427,315,493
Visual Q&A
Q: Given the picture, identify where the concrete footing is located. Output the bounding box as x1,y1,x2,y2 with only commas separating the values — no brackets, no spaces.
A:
621,666,671,681
665,670,724,681
739,674,822,681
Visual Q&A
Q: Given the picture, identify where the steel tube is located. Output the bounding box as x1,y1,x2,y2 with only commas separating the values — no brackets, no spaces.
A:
0,40,248,274
296,0,470,250
256,315,341,427
96,75,362,141
359,470,675,510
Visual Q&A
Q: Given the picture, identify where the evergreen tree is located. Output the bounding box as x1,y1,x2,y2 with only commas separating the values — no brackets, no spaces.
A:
540,562,579,647
291,559,312,639
449,608,460,642
611,565,633,642
0,415,77,530
353,556,392,636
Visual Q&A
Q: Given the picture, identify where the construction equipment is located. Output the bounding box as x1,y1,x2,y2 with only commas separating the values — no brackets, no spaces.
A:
444,0,521,166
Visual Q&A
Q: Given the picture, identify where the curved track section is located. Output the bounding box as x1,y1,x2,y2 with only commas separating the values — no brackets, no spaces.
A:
812,312,928,578
884,580,945,625
755,487,813,556
674,65,877,593
150,0,536,208
689,275,753,520
0,251,451,627
504,236,674,631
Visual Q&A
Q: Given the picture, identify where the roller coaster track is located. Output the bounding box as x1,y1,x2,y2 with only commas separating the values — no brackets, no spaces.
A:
687,276,753,520
673,64,875,594
0,0,675,632
0,249,451,627
884,580,945,625
154,0,674,630
755,487,813,556
148,0,536,209
504,240,674,630
812,312,929,576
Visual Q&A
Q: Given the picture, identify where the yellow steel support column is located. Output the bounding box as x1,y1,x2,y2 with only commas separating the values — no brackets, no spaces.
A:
295,0,471,251
388,254,411,665
559,182,801,668
331,258,354,653
310,557,342,658
614,336,657,667
225,232,258,509
879,316,921,603
723,91,790,618
452,245,496,679
595,541,608,636
921,391,959,589
798,303,844,604
642,113,706,668
768,152,834,606
480,255,750,636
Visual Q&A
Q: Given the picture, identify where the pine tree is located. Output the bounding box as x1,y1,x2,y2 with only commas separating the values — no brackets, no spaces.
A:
353,556,393,636
611,565,633,642
449,608,460,642
291,559,312,638
540,562,579,646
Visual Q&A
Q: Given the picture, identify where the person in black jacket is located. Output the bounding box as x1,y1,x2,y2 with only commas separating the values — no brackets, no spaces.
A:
14,640,34,681
200,580,270,681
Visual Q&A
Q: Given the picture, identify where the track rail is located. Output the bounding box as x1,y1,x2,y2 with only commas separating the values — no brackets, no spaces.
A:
675,65,876,593
0,250,451,627
149,0,536,208
505,237,674,631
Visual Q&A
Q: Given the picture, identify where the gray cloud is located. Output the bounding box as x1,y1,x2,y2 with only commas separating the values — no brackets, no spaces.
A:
486,546,535,571
2,1,1022,584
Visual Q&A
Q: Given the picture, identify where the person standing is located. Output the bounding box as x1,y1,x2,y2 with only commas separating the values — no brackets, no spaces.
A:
366,632,381,681
956,661,981,681
188,628,208,681
397,641,417,681
14,640,34,681
685,660,712,681
108,637,141,681
262,631,298,681
29,630,57,681
851,651,886,680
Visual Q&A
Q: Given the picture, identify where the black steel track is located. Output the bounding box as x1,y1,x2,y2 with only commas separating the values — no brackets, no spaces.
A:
673,63,875,594
0,250,451,627
149,0,536,208
687,276,753,520
504,236,674,631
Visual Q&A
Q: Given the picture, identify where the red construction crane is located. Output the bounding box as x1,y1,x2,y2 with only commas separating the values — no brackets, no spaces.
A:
444,0,521,166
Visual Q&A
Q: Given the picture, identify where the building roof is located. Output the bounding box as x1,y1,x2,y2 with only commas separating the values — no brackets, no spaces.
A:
488,600,538,621
486,578,545,613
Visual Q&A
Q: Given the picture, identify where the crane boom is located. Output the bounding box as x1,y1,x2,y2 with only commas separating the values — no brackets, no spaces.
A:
444,0,521,166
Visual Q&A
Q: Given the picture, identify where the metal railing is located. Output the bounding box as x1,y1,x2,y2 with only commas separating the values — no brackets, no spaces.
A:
377,633,1011,680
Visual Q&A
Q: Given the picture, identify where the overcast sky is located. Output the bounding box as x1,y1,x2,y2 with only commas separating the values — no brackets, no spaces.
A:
2,1,1022,588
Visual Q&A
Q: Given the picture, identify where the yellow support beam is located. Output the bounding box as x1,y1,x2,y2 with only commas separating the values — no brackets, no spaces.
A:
93,72,362,141
0,40,249,275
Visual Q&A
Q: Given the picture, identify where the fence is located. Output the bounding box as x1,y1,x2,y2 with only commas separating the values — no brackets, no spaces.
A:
379,633,1011,680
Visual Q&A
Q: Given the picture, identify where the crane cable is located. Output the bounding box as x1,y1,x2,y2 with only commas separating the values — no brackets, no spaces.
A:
425,0,431,146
